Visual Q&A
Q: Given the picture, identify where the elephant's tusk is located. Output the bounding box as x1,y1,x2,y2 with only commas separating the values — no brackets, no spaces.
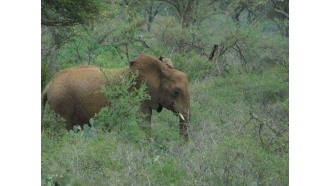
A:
178,112,185,121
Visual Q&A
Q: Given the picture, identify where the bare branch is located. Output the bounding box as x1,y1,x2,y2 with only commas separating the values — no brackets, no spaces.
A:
133,38,150,48
154,3,163,17
270,0,289,19
208,44,219,61
99,67,110,84
73,40,84,64
274,8,289,18
159,0,182,15
41,19,79,26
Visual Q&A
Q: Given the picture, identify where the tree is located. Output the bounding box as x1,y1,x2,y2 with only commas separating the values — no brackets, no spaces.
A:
146,0,163,32
215,0,268,24
268,0,289,37
41,0,100,26
159,0,197,29
216,0,289,37
158,0,219,52
41,0,102,85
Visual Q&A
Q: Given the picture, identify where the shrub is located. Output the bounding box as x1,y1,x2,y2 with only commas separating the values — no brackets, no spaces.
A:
209,133,289,185
152,16,185,52
147,158,185,185
41,104,67,138
171,52,216,80
93,71,150,142
42,129,125,186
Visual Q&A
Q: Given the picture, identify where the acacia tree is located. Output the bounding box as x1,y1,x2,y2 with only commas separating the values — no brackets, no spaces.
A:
159,0,198,29
158,0,219,52
216,0,288,37
41,0,102,85
41,0,100,26
214,0,268,24
146,0,163,32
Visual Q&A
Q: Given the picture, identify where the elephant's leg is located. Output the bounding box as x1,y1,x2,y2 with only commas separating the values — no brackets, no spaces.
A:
65,104,91,130
65,120,74,130
71,109,91,129
139,103,152,122
65,112,81,130
139,105,152,139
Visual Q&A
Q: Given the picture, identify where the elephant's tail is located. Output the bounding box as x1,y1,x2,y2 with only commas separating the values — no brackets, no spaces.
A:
41,90,48,119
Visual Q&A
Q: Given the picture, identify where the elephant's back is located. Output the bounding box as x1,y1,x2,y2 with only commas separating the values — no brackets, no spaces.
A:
46,65,129,94
48,66,106,92
45,66,111,119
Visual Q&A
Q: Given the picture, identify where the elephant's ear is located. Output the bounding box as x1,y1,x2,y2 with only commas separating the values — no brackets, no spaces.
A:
130,54,168,111
159,56,165,63
159,56,174,69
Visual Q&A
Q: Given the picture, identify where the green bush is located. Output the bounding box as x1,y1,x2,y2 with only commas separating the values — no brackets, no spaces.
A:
93,71,150,142
147,158,185,185
41,62,49,90
42,129,125,186
171,52,216,80
152,16,186,52
41,105,67,138
209,133,289,185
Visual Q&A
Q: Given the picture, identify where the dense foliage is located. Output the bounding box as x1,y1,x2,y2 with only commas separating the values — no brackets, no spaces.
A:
42,0,289,185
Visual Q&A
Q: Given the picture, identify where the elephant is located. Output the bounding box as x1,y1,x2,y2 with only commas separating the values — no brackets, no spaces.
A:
42,54,190,140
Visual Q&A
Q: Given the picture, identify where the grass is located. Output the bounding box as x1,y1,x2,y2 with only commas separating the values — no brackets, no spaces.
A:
42,66,288,185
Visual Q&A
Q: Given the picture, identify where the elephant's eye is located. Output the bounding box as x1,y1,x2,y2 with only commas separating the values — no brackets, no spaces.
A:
174,89,180,98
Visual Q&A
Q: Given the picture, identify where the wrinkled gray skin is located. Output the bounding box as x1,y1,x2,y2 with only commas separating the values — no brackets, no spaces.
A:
42,54,190,140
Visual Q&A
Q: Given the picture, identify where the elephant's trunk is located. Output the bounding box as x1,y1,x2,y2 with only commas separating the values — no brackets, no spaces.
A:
179,118,189,141
179,104,190,141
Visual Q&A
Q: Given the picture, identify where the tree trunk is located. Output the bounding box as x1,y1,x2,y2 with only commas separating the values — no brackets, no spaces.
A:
48,45,60,77
146,2,163,32
147,14,154,32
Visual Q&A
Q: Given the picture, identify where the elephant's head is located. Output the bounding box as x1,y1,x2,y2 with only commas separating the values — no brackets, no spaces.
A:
130,54,190,139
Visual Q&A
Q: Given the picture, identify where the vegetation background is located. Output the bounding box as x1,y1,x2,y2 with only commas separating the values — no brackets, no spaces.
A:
41,0,289,185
